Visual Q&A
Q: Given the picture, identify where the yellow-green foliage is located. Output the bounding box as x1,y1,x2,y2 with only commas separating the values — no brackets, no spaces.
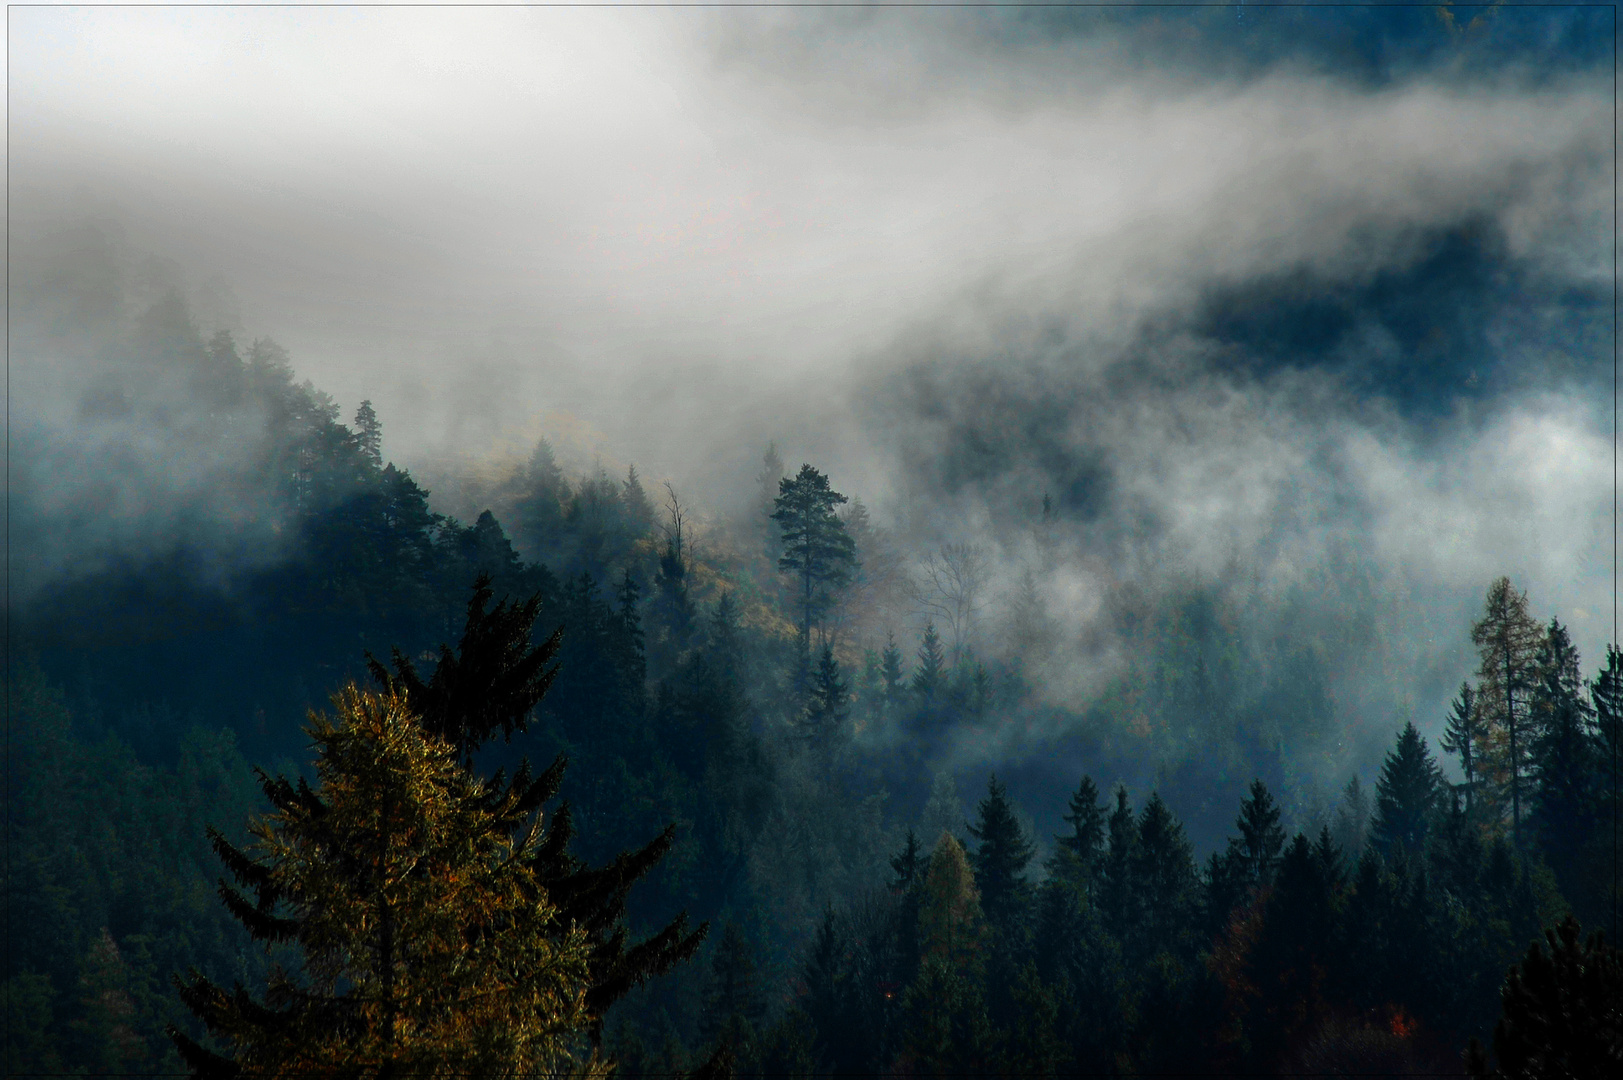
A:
916,833,987,976
175,685,598,1079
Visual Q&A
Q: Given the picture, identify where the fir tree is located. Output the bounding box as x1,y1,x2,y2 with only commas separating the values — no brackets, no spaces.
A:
1132,794,1197,960
1051,776,1107,895
1440,682,1485,819
1370,721,1444,859
700,923,767,1052
1100,786,1138,943
912,623,947,705
880,632,907,716
1331,776,1371,859
799,643,851,748
1230,779,1287,890
1528,619,1597,900
365,573,560,764
877,833,917,899
967,775,1035,939
621,465,656,537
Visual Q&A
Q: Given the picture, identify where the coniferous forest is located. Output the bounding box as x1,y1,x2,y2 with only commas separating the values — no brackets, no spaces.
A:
8,6,1622,1079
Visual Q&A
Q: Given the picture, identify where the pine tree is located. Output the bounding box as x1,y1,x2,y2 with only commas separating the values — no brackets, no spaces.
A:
912,623,947,705
1472,577,1544,848
352,400,382,471
1370,721,1444,859
1440,682,1485,820
771,464,858,651
168,685,599,1079
967,775,1035,939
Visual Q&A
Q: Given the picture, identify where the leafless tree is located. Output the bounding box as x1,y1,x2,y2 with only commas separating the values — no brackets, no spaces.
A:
907,543,990,664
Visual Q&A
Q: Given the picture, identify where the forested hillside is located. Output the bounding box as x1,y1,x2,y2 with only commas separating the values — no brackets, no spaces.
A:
7,292,1620,1075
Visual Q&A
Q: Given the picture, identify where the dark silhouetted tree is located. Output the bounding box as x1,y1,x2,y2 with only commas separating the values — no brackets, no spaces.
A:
771,464,857,652
1441,682,1485,820
1370,721,1444,859
968,775,1035,940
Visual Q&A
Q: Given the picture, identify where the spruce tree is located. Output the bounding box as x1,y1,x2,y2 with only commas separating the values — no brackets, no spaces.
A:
799,643,851,748
891,829,926,892
1440,682,1485,819
1132,794,1197,959
1370,721,1444,859
1230,779,1286,890
1051,776,1107,895
967,775,1035,938
700,923,767,1053
1471,577,1544,848
365,573,560,764
1528,618,1596,890
1101,786,1138,944
880,632,907,717
912,623,947,705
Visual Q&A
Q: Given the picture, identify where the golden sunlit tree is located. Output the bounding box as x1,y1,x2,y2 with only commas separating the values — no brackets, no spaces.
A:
1471,576,1544,849
916,832,987,974
168,684,602,1079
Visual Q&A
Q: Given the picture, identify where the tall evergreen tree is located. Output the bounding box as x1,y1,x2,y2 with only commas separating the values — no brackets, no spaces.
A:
891,829,926,892
880,632,907,718
352,399,382,471
1230,779,1287,890
1528,618,1596,891
365,573,560,764
771,464,858,652
1132,794,1197,959
967,775,1035,939
1471,577,1544,848
168,686,599,1079
1051,777,1107,896
700,923,767,1052
1440,682,1485,819
621,465,656,537
911,623,947,705
799,643,851,748
1100,786,1138,943
1370,721,1445,859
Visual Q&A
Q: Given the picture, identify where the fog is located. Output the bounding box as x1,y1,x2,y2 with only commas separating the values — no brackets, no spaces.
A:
9,6,1614,783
